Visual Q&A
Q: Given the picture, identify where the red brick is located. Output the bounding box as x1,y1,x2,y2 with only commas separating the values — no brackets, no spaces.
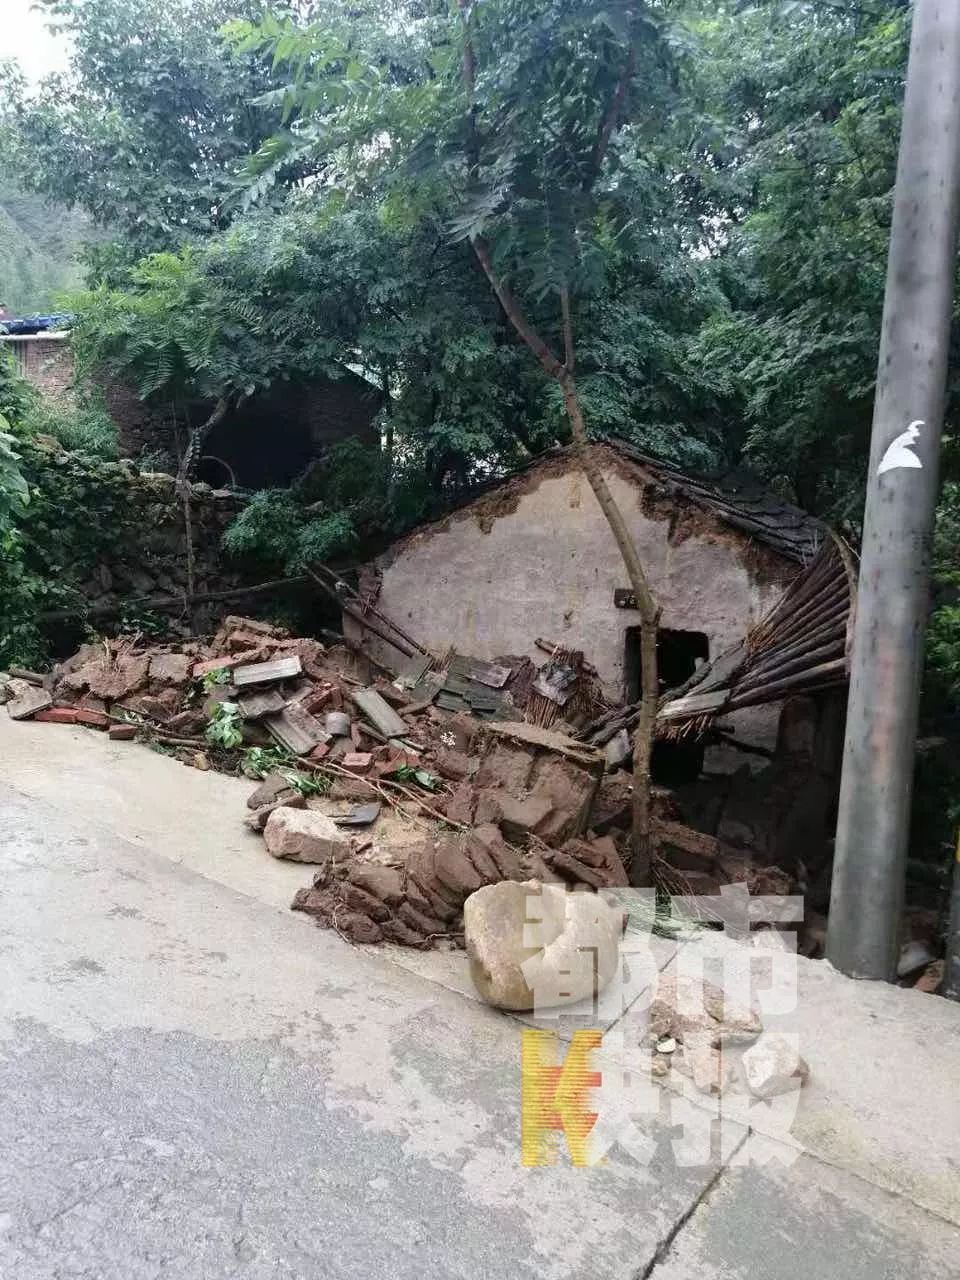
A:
309,742,330,760
342,752,373,772
34,707,78,725
75,708,110,729
108,723,137,741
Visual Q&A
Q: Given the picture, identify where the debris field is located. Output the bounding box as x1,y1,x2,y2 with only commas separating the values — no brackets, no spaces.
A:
1,613,802,958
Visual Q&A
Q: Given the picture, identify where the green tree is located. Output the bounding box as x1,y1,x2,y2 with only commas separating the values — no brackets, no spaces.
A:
233,0,705,877
5,0,290,266
682,0,912,517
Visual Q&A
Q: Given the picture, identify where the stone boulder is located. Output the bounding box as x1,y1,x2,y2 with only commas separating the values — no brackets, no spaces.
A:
741,1032,809,1099
463,880,622,1011
263,807,350,864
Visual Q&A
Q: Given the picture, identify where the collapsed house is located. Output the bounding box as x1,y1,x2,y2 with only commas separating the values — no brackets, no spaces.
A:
3,438,857,959
345,440,856,894
346,440,822,750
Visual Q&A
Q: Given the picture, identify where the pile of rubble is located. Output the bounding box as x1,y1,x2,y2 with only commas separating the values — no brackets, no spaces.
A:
3,614,804,956
1,617,642,946
281,719,636,948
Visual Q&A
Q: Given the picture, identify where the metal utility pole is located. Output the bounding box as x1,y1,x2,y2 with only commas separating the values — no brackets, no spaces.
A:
944,832,960,1000
827,2,960,981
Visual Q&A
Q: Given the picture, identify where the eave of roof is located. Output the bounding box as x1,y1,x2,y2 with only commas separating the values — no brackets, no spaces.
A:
390,437,824,564
605,437,824,563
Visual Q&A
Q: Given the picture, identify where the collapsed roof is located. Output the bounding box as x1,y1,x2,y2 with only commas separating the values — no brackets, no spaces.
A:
606,437,824,563
580,533,857,748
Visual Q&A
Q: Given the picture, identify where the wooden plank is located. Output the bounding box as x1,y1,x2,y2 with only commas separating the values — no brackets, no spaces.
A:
237,688,287,720
657,689,728,721
233,656,302,687
350,687,410,737
263,702,328,754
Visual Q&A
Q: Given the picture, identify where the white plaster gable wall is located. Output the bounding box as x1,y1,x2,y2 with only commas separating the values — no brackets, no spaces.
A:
361,465,793,713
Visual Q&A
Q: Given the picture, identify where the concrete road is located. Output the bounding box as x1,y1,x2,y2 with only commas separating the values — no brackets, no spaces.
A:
1,720,959,1278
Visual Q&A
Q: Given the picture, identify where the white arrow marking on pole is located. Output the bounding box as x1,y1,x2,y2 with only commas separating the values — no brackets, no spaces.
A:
877,420,924,475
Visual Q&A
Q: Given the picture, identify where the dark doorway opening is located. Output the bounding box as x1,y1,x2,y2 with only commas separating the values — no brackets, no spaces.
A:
196,392,316,489
624,627,709,785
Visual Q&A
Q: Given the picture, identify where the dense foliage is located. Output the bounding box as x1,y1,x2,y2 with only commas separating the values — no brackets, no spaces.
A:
0,352,130,664
2,0,960,856
3,0,292,267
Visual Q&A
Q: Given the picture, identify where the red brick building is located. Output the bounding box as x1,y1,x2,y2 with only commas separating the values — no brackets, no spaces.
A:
1,331,383,486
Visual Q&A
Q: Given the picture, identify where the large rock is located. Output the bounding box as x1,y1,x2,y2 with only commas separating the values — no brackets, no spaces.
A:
463,880,622,1011
263,807,350,863
741,1032,809,1099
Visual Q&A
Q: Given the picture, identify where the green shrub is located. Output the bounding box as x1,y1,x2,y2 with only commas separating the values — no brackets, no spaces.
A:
222,489,357,574
21,397,119,459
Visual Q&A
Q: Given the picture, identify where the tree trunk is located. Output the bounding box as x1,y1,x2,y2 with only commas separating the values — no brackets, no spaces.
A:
457,0,656,880
560,375,659,885
175,395,230,493
175,395,230,634
381,365,395,500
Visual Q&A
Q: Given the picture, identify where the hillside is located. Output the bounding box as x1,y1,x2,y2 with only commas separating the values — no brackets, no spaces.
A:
0,185,88,315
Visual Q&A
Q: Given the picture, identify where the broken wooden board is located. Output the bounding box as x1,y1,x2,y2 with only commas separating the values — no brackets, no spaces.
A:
656,689,729,722
233,656,302,688
263,702,328,754
237,688,287,720
350,687,409,738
